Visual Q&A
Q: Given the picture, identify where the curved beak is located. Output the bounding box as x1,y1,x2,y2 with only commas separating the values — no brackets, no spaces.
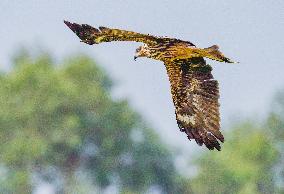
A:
134,56,138,61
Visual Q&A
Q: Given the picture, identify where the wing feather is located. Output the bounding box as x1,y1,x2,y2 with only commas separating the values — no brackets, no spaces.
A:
164,58,224,151
64,20,159,45
64,21,195,46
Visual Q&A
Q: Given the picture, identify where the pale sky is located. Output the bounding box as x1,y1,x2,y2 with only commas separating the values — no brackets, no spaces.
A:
0,0,284,155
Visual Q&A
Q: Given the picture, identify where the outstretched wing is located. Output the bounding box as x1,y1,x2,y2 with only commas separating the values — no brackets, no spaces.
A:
164,58,224,151
64,20,160,45
64,21,195,47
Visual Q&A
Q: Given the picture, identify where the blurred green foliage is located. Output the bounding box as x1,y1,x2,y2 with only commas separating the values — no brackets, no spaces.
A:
190,90,284,194
0,50,191,194
0,49,283,194
191,122,280,194
267,90,284,194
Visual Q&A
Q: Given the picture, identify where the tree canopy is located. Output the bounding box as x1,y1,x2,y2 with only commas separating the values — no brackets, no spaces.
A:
0,51,191,194
0,49,283,194
191,122,279,194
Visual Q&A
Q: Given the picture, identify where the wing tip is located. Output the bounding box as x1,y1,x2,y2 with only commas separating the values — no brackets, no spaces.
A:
64,20,79,32
63,20,70,26
224,57,239,64
64,20,98,45
186,130,224,151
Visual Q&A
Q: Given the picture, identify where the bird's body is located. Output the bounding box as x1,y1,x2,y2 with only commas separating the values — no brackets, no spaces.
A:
146,44,222,62
64,21,236,151
144,43,197,62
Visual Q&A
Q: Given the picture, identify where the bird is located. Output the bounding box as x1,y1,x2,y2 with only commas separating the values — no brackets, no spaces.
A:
64,20,236,151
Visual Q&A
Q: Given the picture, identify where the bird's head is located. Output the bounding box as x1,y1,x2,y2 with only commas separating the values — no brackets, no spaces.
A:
134,44,151,60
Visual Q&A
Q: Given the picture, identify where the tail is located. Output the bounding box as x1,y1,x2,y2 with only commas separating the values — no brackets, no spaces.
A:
203,45,237,63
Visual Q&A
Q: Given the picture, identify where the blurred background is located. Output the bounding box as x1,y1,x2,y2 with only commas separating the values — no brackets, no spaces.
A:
0,1,284,193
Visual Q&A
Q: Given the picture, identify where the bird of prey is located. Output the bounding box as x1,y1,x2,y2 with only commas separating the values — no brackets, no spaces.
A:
64,20,236,151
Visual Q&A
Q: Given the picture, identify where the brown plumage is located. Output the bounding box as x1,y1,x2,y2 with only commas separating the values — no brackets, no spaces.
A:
64,20,236,151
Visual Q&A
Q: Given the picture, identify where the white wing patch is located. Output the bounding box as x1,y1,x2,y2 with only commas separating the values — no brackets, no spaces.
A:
177,114,196,126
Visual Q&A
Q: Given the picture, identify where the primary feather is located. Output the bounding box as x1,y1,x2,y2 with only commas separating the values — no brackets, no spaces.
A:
64,20,236,151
